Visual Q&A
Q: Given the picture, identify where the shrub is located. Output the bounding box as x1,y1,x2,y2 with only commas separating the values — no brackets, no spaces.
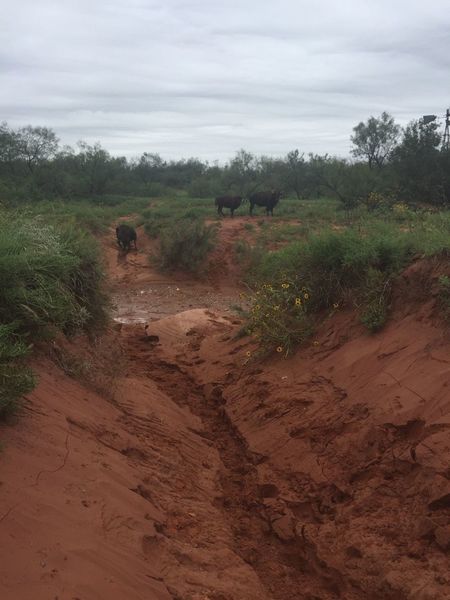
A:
155,219,217,273
243,276,313,356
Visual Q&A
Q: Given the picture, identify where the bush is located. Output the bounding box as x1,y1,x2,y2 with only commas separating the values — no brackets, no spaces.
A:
155,219,217,273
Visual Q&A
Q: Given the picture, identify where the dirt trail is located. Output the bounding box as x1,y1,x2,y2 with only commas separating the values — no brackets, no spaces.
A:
1,221,450,599
106,219,251,324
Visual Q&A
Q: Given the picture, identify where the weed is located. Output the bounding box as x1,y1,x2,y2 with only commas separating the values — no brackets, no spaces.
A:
359,269,392,332
242,276,313,356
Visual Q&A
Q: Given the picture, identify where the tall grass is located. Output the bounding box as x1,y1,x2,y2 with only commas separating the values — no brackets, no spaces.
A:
0,212,109,417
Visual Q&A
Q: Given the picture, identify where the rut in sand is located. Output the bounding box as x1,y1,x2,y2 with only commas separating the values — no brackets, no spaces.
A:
122,324,349,600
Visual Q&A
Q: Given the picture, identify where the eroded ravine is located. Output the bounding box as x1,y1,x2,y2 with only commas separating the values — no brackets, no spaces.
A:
3,222,449,599
119,324,359,600
107,223,450,600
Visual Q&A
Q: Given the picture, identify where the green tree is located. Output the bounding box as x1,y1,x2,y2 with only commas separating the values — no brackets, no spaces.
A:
226,149,259,196
392,119,444,204
77,142,112,195
17,125,59,172
351,112,400,169
285,150,307,199
0,122,21,166
309,154,375,214
133,152,166,185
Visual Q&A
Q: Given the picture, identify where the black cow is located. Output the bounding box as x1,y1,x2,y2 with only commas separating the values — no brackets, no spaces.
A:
116,224,137,251
249,190,282,216
215,195,242,217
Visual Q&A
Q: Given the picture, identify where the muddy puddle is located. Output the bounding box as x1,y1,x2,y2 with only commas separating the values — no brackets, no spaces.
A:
112,282,241,324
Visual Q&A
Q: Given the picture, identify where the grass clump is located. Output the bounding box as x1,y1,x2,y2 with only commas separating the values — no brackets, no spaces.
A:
155,219,217,274
359,268,392,332
0,216,108,336
0,212,109,417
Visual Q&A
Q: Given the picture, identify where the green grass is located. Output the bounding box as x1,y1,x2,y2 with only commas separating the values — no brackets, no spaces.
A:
240,215,450,355
18,196,150,233
0,211,110,417
139,196,220,238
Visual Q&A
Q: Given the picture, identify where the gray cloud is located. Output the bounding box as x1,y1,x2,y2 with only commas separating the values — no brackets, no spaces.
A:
1,0,449,160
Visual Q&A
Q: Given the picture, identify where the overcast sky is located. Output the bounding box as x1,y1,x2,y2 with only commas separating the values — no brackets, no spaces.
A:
1,0,449,161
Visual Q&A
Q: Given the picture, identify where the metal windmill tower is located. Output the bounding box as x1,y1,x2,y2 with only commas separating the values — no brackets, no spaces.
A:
442,108,450,151
422,108,450,150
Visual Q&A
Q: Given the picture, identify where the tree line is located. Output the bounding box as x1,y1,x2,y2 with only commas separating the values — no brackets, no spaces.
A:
1,113,449,208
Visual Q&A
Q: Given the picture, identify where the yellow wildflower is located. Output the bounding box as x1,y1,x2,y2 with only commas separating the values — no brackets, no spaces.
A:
304,293,309,300
281,283,290,289
295,298,302,306
333,303,339,309
246,350,251,357
276,346,283,353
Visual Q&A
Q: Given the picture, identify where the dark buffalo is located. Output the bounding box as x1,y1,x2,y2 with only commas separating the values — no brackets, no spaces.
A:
249,190,282,216
116,224,137,251
215,195,242,217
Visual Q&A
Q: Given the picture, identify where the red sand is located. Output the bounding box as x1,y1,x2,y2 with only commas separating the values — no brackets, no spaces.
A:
1,220,449,599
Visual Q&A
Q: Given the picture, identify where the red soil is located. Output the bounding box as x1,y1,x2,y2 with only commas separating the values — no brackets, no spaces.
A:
1,222,450,599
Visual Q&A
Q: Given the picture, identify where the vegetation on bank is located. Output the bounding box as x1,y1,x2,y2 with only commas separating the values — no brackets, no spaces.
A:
240,215,450,356
0,212,109,417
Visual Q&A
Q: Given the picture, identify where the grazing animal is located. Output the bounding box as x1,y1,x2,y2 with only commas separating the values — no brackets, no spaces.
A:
249,190,282,216
116,224,137,251
215,195,243,217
